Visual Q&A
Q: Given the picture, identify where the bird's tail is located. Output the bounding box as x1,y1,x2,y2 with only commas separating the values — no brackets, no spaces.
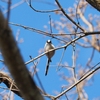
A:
45,59,51,76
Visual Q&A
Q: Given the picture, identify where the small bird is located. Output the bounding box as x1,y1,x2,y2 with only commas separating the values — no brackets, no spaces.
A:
44,40,55,76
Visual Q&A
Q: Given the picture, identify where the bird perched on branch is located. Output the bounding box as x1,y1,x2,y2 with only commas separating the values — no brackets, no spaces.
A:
44,40,55,76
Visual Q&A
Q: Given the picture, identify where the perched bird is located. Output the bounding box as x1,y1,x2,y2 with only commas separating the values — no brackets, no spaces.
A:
44,40,55,76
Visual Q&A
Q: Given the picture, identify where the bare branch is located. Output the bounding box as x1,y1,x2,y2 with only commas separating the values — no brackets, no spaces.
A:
55,0,85,32
86,0,100,11
25,32,100,65
4,0,25,14
26,0,60,13
54,65,100,99
0,72,21,97
0,10,44,100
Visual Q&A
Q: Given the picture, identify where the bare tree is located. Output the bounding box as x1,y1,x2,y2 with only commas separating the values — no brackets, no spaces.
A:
0,0,100,100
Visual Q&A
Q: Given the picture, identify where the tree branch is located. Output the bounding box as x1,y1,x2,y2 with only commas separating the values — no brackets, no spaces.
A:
86,0,100,11
0,10,44,100
0,72,22,97
55,0,85,32
54,66,100,99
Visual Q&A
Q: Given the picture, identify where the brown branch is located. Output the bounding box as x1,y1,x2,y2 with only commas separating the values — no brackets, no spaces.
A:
0,72,22,97
0,10,44,100
9,22,67,43
55,0,85,32
25,32,100,65
26,0,60,13
54,66,100,99
86,0,100,11
29,56,46,94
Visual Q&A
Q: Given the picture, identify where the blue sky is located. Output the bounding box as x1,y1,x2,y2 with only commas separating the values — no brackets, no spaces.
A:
0,0,100,100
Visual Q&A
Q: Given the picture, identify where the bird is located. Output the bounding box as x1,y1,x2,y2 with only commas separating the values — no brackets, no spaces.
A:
44,40,55,76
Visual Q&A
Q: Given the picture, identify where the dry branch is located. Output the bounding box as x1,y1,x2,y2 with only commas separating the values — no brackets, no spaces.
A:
0,72,21,97
0,10,44,100
86,0,100,11
54,66,100,99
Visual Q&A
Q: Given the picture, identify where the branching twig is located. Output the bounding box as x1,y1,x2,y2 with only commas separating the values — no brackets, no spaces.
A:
0,72,21,97
9,22,67,43
4,0,25,14
54,66,100,99
72,40,81,99
29,56,46,94
55,0,85,32
56,48,66,71
9,22,100,36
26,0,60,13
6,0,11,22
25,32,99,65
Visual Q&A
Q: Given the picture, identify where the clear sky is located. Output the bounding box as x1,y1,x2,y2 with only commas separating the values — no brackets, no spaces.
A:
0,0,100,100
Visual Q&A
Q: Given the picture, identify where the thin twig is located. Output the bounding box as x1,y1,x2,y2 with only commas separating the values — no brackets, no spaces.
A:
25,32,97,65
26,0,60,13
56,48,66,71
7,79,14,100
54,65,100,99
6,0,11,22
0,72,21,97
4,0,25,14
49,15,52,34
9,22,100,36
61,87,69,100
80,62,100,80
9,22,67,43
76,0,80,25
55,0,85,32
71,29,81,99
29,56,46,94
